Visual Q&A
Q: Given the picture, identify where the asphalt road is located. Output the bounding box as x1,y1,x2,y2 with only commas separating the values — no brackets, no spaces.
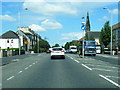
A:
2,53,120,88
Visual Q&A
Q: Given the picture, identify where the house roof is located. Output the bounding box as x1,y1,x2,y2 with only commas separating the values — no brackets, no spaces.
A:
0,30,19,39
112,22,120,30
88,31,101,39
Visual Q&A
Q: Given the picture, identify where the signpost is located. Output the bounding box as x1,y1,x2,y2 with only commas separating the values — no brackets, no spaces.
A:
81,22,86,58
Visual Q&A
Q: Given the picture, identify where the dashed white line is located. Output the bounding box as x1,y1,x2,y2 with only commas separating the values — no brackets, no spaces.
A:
74,59,79,63
99,74,120,88
25,67,29,70
7,76,14,80
29,65,32,67
33,63,35,65
18,71,23,74
81,64,92,71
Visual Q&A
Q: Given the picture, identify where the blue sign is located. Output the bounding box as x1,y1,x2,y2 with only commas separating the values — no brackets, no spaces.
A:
81,25,86,30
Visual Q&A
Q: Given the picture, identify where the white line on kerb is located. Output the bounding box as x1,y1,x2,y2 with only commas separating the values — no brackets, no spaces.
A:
18,71,23,74
74,59,79,63
7,76,14,80
99,74,120,88
81,64,92,71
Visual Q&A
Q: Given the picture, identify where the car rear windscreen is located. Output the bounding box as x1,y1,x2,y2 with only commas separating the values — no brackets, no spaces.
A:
53,48,62,51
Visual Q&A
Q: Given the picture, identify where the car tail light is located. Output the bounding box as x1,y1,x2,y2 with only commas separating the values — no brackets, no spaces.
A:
52,51,54,53
61,51,64,52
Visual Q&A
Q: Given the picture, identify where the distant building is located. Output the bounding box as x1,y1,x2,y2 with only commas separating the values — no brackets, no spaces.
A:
112,22,120,49
0,31,19,49
87,31,101,45
17,27,41,51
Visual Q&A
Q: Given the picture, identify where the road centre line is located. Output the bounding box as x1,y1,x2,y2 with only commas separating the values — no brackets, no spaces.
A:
25,67,29,70
7,76,14,80
92,68,112,72
81,64,92,71
33,63,35,64
29,65,32,67
18,71,23,74
99,74,120,88
85,64,117,68
74,59,79,63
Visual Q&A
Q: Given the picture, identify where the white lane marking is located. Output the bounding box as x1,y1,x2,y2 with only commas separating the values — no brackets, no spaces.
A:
7,76,14,80
105,75,120,79
33,63,35,65
85,64,117,69
74,59,79,63
25,67,29,70
99,74,120,88
81,64,92,71
36,61,38,63
29,65,32,67
92,68,112,72
18,71,23,74
70,57,73,59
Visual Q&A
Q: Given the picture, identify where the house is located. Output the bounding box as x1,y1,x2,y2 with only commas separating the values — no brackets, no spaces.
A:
0,30,19,49
112,22,120,50
87,31,101,45
17,27,41,52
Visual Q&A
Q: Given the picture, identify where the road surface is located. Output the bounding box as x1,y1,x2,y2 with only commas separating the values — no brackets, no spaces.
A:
2,53,120,88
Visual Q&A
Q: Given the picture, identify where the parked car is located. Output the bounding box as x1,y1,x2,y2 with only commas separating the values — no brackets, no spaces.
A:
51,47,65,59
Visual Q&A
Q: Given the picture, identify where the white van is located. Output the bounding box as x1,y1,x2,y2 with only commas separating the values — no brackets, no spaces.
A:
69,46,77,53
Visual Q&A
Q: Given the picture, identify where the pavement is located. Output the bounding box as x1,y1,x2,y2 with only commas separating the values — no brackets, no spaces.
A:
2,53,120,88
97,54,119,59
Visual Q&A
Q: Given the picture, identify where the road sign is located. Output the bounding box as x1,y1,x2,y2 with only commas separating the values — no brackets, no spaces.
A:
24,41,28,44
81,25,86,30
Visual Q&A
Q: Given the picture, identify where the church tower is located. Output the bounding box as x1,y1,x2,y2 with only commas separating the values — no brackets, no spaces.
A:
86,12,90,32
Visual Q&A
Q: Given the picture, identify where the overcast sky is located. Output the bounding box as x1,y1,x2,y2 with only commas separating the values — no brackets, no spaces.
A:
1,0,119,46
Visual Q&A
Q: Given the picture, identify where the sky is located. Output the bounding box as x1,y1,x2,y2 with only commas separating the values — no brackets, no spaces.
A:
0,0,119,47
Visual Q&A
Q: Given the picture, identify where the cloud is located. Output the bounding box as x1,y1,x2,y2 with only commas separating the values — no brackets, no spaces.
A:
98,16,109,21
0,15,16,21
29,24,46,32
23,0,79,16
109,9,119,14
61,32,83,40
41,19,63,30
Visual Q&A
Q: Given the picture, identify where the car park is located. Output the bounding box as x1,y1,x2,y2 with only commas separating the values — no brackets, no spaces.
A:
51,47,65,59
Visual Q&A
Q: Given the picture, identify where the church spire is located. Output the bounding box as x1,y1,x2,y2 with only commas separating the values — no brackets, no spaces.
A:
86,12,90,32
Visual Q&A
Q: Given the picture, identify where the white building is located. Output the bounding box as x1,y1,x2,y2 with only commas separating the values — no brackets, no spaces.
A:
0,31,19,49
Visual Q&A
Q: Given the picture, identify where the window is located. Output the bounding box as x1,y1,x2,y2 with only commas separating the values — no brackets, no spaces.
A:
11,40,13,43
7,40,9,43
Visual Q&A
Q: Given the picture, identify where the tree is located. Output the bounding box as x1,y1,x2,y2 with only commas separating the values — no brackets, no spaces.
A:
52,44,60,48
34,39,50,52
99,21,111,47
64,42,71,50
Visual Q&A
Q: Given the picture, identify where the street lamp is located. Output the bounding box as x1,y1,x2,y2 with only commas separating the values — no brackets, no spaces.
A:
18,8,28,55
103,7,113,55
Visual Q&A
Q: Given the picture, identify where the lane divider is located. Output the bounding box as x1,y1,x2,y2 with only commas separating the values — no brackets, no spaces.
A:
18,71,23,74
81,64,92,71
99,74,120,88
7,76,14,81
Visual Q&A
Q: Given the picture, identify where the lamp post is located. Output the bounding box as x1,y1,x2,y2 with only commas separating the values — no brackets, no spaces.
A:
103,7,113,55
81,17,86,58
18,8,28,55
